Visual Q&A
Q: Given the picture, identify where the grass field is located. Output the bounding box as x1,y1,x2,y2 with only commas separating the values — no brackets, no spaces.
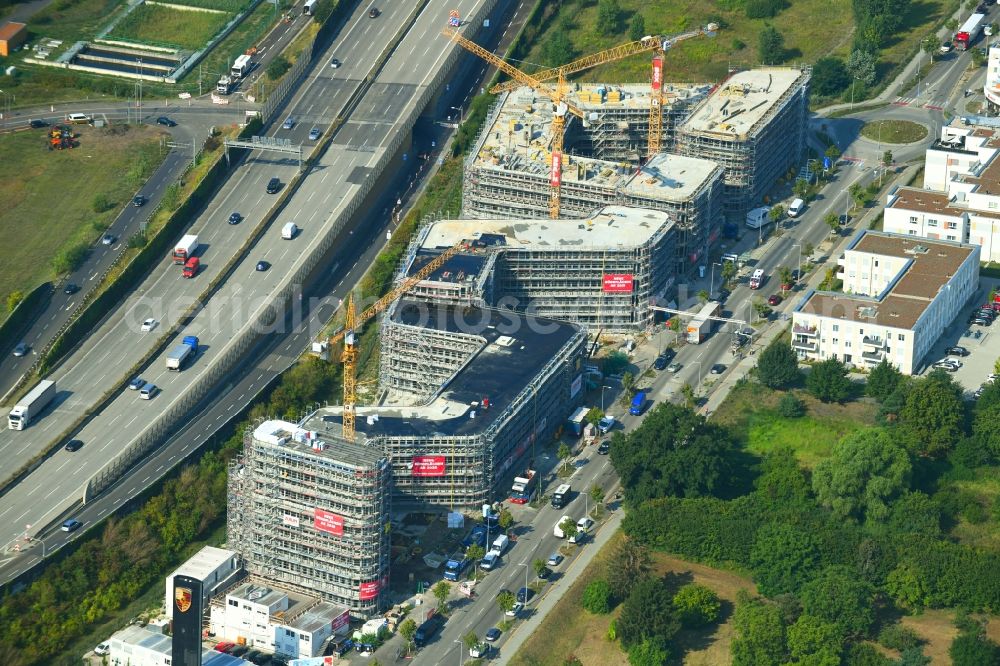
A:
28,0,127,42
510,531,758,666
107,3,231,50
860,119,929,144
163,0,251,12
0,124,165,312
190,0,277,85
710,382,876,467
514,0,955,99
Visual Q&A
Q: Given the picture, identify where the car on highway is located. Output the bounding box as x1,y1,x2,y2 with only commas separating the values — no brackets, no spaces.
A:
597,440,610,455
485,627,501,642
128,376,145,390
256,260,271,272
710,363,726,375
63,282,79,294
506,601,523,616
282,116,296,130
12,342,28,357
309,127,322,141
516,587,534,603
667,361,682,373
140,318,158,332
368,6,379,17
547,553,564,567
267,177,281,194
94,642,110,656
597,415,615,434
61,519,82,532
101,233,116,246
767,293,782,306
132,195,145,207
64,439,84,452
229,212,242,225
140,382,159,399
470,643,490,658
156,116,177,127
329,57,341,68
29,119,49,129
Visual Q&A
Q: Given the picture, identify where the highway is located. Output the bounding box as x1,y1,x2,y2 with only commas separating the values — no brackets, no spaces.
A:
0,0,501,573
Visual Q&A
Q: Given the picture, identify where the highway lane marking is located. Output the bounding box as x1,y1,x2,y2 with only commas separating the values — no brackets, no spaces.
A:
125,415,139,428
109,413,121,425
65,302,75,311
142,475,150,483
43,487,60,500
89,272,98,281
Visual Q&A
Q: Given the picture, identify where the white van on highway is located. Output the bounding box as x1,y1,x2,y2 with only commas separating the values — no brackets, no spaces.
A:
281,222,298,240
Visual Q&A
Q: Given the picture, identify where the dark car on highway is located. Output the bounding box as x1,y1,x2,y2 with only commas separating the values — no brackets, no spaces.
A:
63,282,79,294
229,212,242,225
29,119,49,128
64,439,83,452
267,177,281,194
156,116,177,127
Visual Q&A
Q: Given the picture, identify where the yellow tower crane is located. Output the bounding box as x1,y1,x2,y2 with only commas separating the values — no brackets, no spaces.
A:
329,241,466,441
443,26,586,219
486,24,718,159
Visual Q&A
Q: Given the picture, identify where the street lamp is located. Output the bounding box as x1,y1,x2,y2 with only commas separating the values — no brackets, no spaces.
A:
792,244,802,287
691,360,703,388
450,105,464,125
709,261,722,299
520,559,530,603
601,385,612,412
0,89,13,118
454,639,462,666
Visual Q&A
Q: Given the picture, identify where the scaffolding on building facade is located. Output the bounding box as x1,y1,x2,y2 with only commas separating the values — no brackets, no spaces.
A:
227,422,391,619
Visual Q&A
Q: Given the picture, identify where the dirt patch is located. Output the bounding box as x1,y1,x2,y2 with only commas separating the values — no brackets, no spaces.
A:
899,609,958,664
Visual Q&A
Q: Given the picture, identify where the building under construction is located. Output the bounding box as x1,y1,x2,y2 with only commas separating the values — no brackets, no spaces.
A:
676,68,811,219
401,206,678,332
302,300,587,508
463,84,724,270
227,421,391,618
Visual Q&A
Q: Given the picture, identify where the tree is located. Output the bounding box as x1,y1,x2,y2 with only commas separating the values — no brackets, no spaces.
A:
463,631,479,651
672,583,721,627
945,17,959,31
399,618,417,654
498,508,514,531
777,393,805,418
752,297,772,319
804,242,815,258
467,544,486,564
756,337,801,389
541,27,576,66
91,192,112,213
787,614,843,665
848,643,895,666
811,56,850,96
972,401,1000,459
582,579,614,614
596,0,623,35
921,35,939,59
266,54,291,80
770,206,786,229
621,371,636,398
897,370,965,457
496,589,516,614
746,0,784,18
825,143,841,163
559,516,578,541
882,150,893,168
750,522,820,596
533,558,547,578
618,577,680,649
799,565,876,638
759,25,786,64
777,265,793,289
846,49,877,86
585,407,604,427
731,591,788,666
866,359,903,402
606,536,652,602
950,633,1000,665
627,638,670,666
432,580,451,610
680,383,696,409
590,483,605,505
888,492,940,537
557,442,572,472
806,358,852,403
793,178,811,201
697,289,710,303
812,428,911,523
721,259,738,286
609,403,739,503
628,13,646,41
6,290,24,312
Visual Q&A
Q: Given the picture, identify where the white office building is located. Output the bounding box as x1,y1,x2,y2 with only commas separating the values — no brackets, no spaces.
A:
791,230,979,374
106,624,245,666
164,546,242,619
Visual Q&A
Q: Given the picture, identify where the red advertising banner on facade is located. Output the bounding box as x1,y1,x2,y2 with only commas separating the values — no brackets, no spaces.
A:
359,580,381,601
651,56,663,92
602,273,634,293
412,455,447,477
550,152,562,187
331,609,350,632
313,508,344,536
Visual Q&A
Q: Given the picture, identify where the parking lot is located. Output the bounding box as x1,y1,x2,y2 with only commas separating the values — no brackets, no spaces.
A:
920,279,1000,394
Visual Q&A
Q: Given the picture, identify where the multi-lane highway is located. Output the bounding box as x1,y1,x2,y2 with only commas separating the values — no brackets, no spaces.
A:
0,0,503,572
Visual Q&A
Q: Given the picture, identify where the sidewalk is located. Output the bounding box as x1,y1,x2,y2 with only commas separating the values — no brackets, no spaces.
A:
815,4,969,116
497,507,624,665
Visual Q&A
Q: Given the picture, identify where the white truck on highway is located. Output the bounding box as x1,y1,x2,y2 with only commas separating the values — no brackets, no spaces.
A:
166,335,200,371
8,379,56,430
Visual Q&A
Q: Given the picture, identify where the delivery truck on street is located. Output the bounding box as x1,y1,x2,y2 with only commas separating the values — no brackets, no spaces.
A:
686,301,721,344
9,379,56,430
166,335,200,371
509,469,537,504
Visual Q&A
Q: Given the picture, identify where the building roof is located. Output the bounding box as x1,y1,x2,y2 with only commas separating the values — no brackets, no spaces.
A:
288,601,349,634
252,419,386,468
0,22,26,41
418,206,673,251
303,300,583,439
796,231,976,329
168,545,236,582
681,68,806,138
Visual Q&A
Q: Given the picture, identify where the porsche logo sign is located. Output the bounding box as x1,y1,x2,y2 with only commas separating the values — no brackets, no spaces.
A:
175,586,193,614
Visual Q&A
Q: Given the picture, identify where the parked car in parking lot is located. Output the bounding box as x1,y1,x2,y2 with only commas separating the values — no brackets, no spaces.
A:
597,440,610,455
485,627,502,642
768,293,782,306
547,553,563,567
946,346,969,357
933,359,960,372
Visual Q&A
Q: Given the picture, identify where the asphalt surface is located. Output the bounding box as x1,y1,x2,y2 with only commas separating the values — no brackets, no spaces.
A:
0,0,499,575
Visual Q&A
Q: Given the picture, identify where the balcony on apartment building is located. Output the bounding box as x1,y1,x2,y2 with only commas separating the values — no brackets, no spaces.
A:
861,335,886,348
792,323,818,336
861,350,884,363
791,336,818,353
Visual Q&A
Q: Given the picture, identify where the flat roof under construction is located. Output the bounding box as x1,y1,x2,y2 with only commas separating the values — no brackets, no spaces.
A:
419,206,673,251
682,68,804,138
252,419,386,467
304,300,581,439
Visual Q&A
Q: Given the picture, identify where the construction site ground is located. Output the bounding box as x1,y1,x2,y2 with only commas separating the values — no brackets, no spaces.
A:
0,123,166,317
